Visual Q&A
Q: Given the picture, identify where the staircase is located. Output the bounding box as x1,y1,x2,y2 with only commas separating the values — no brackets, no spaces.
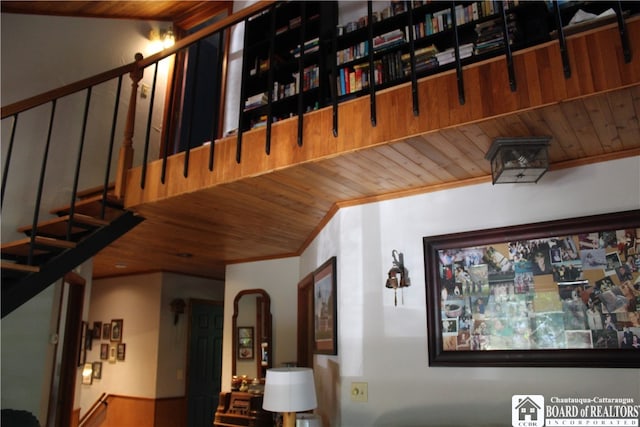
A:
1,186,144,317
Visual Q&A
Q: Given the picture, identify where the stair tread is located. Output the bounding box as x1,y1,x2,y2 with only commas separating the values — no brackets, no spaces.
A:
1,261,40,273
75,183,115,199
17,214,110,236
2,236,76,257
50,194,124,220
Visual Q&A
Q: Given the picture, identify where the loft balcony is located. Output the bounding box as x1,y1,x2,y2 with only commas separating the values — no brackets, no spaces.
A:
2,2,639,296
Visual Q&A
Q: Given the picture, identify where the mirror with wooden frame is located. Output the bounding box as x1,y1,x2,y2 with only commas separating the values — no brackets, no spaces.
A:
232,289,272,381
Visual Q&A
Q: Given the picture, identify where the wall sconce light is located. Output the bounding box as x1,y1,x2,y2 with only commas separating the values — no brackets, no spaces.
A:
263,367,317,427
149,27,175,50
170,298,186,325
485,137,551,184
385,250,410,306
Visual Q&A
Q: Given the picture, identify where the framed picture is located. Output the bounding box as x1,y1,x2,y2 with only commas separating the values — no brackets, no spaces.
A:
78,321,87,366
92,361,102,379
102,322,110,340
109,345,117,364
313,256,338,355
117,343,126,361
82,363,93,385
237,326,254,360
92,322,102,339
100,343,109,360
423,210,640,367
110,319,123,342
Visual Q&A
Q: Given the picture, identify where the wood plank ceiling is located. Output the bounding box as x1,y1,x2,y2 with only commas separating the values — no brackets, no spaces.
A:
3,2,639,281
97,85,640,281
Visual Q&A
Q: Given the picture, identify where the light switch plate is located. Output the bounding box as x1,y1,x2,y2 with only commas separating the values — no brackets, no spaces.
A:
351,382,368,402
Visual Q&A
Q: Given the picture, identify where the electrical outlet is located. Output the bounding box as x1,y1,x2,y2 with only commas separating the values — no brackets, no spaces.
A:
351,382,368,402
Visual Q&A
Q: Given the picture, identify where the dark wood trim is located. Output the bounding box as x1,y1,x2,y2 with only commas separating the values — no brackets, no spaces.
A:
57,272,85,427
296,273,314,368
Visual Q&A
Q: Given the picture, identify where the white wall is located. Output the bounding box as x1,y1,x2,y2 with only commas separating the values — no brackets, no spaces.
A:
0,13,170,243
157,273,224,397
223,258,301,390
81,273,163,414
297,156,640,426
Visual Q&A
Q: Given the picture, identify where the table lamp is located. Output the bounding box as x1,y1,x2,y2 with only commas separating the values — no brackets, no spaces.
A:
262,367,317,427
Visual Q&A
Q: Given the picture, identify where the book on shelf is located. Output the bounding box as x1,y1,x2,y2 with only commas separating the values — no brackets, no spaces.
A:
244,92,268,110
373,29,405,51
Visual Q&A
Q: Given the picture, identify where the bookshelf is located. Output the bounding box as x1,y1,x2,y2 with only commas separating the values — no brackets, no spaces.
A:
333,1,555,101
238,2,337,141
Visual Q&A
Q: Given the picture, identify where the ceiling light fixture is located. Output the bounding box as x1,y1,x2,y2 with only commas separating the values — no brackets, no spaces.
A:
485,137,551,184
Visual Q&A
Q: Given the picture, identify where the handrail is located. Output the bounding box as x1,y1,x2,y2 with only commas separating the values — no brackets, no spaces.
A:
1,0,276,120
79,392,108,426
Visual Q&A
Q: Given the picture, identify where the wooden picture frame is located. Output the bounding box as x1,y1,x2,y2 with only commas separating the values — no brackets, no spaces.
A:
78,321,87,366
237,326,254,360
92,322,102,339
92,361,102,379
102,322,110,340
100,343,109,360
82,363,93,385
110,319,123,342
423,210,640,367
117,343,126,361
313,256,338,355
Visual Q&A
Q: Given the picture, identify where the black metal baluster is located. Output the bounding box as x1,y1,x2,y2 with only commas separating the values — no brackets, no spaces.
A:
66,87,92,241
553,0,571,78
101,75,123,220
236,18,251,164
184,41,202,178
331,11,339,137
500,2,516,91
367,0,377,126
210,30,226,171
1,114,18,209
162,57,179,183
296,2,308,146
266,6,277,154
451,1,465,105
406,0,419,116
141,63,159,189
28,100,57,265
614,0,632,63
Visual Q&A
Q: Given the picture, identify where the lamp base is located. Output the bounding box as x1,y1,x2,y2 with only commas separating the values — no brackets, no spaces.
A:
282,412,296,427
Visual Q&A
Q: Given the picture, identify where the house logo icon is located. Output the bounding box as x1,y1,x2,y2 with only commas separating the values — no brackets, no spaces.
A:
512,395,544,427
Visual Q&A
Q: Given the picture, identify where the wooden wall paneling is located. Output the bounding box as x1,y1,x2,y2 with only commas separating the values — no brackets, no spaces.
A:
606,87,640,149
558,98,604,156
582,93,625,153
104,395,155,427
566,35,595,97
154,397,187,427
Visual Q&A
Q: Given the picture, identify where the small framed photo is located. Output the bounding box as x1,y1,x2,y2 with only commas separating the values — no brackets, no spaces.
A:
237,327,254,360
110,319,123,342
100,343,109,360
92,322,102,339
102,323,110,340
82,363,93,385
92,361,102,379
109,345,117,364
117,343,126,361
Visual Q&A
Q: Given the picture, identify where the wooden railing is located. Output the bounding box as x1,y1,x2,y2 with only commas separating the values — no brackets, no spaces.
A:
78,393,109,427
0,1,274,271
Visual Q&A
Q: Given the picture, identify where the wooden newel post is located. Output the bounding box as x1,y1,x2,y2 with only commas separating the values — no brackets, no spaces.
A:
114,53,144,199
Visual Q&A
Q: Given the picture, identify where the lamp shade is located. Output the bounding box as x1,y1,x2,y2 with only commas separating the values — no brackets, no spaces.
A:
262,367,317,412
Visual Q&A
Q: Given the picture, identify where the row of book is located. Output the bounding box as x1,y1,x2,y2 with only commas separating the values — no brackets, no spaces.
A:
245,65,320,111
290,37,320,58
337,51,404,96
474,14,519,55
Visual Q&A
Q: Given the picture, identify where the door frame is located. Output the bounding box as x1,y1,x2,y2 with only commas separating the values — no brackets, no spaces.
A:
296,273,314,368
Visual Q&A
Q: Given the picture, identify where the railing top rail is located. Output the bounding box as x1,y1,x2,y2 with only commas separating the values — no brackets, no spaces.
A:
1,0,276,120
